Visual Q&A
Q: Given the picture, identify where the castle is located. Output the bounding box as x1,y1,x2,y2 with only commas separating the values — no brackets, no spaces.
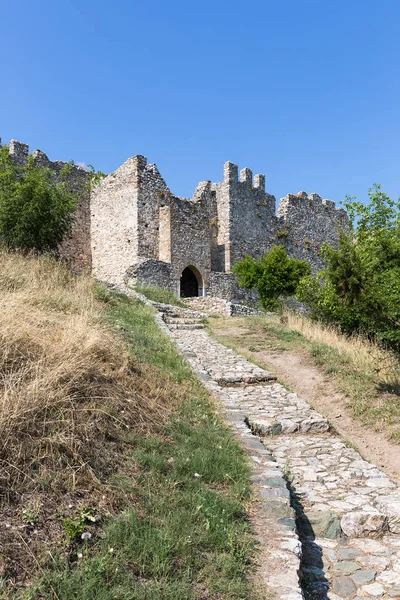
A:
4,140,348,301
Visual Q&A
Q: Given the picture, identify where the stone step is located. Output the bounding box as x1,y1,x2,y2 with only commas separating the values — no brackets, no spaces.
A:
167,323,205,330
246,413,330,436
164,317,204,325
215,372,276,385
219,383,330,434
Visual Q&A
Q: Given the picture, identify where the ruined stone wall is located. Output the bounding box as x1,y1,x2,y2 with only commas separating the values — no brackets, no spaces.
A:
5,140,91,271
125,258,175,292
167,181,216,289
91,156,143,283
277,192,348,273
137,161,170,259
208,272,260,305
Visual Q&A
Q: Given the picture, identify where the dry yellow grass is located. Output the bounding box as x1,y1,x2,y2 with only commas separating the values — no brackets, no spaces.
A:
283,311,400,387
0,251,171,499
0,251,189,585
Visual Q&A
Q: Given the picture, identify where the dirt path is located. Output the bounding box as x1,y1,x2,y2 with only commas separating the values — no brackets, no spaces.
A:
215,324,400,485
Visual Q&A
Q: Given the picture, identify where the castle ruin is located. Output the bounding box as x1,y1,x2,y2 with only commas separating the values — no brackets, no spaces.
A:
3,140,348,301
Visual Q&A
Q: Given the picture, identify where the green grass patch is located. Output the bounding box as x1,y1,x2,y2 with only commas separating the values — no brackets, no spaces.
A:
134,284,187,308
19,289,260,600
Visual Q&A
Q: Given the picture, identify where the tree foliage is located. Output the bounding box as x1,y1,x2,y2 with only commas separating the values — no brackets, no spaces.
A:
233,245,310,309
0,145,80,253
297,185,400,350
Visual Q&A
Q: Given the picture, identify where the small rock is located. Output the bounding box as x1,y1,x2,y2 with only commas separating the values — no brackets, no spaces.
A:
306,510,341,539
338,547,361,559
262,477,287,488
375,496,400,534
277,517,297,531
358,555,391,570
332,576,357,597
260,487,290,500
351,570,376,585
376,570,400,586
280,539,302,557
341,511,387,537
366,477,396,489
333,561,360,575
362,582,385,596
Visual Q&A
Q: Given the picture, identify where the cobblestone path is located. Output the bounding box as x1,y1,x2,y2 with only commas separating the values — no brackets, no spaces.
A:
163,311,400,600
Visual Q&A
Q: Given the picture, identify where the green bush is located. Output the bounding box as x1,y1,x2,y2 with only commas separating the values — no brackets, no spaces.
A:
297,185,400,350
0,145,79,252
232,245,310,310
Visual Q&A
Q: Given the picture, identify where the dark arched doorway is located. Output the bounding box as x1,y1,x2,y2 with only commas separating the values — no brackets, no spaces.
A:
180,266,201,297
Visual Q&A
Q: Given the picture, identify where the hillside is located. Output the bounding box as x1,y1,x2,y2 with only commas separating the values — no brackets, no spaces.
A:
0,252,258,599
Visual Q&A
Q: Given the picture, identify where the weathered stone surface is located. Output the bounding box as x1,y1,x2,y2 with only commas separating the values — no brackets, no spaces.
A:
351,570,376,585
260,487,290,500
362,582,385,596
333,561,361,574
351,539,389,554
375,496,400,533
341,511,388,537
332,576,357,597
376,570,400,585
306,510,341,539
388,584,400,597
263,477,287,488
338,547,361,559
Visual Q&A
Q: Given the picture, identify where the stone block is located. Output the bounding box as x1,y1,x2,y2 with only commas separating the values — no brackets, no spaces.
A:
340,511,387,538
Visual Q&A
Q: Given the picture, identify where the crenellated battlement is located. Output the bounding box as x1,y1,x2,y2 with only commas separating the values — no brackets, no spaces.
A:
223,160,265,192
278,191,346,220
4,139,89,177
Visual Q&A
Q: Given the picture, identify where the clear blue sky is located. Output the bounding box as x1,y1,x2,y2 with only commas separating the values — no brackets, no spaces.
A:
2,0,399,206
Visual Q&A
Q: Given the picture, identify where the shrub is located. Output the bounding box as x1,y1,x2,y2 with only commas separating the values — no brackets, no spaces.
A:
232,245,310,309
297,185,400,350
0,145,79,252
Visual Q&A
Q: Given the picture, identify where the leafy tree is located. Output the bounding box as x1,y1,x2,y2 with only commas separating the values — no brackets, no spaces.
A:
0,145,79,253
297,185,400,350
233,245,310,309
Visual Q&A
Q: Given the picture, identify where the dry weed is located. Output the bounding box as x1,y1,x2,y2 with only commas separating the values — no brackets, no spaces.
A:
0,251,178,497
284,311,400,387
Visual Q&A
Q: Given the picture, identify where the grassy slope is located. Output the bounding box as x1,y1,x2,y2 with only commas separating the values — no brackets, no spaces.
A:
208,313,400,441
0,254,259,600
133,283,187,307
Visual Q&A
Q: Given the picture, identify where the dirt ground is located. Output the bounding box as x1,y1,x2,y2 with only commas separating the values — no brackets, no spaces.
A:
212,323,400,485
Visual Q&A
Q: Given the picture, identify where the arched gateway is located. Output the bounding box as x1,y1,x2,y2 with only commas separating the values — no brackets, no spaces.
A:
180,266,204,298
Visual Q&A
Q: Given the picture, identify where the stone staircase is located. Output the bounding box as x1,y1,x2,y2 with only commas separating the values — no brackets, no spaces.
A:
163,315,205,330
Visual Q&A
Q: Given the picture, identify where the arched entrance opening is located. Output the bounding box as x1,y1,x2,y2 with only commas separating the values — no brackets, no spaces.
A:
180,266,203,297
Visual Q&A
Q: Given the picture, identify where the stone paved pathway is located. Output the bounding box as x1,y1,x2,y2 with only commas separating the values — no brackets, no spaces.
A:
165,313,400,600
114,286,400,600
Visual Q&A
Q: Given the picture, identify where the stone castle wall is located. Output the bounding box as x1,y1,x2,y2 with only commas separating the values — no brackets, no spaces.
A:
4,139,348,301
277,191,348,272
